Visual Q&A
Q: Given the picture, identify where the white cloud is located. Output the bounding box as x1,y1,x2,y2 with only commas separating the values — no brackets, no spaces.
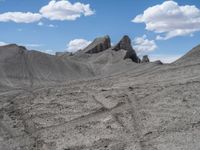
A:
133,35,157,53
132,1,200,40
37,21,44,26
0,0,94,23
0,12,42,23
0,41,8,46
40,0,95,21
67,39,91,52
149,54,182,63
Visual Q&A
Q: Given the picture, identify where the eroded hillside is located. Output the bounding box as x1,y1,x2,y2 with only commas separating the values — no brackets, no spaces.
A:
1,37,200,150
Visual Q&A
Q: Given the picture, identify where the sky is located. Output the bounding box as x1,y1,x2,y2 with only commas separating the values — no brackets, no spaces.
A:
0,0,200,63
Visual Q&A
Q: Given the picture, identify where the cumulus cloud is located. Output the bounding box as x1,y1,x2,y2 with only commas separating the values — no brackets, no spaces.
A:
132,1,200,40
40,0,95,21
0,12,42,23
133,35,157,53
67,39,91,52
0,0,94,23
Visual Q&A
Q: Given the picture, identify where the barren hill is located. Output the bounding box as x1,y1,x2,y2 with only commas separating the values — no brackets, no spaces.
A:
1,36,200,150
0,35,148,89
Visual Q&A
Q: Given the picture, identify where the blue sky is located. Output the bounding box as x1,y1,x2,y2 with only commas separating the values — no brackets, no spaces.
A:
0,0,200,62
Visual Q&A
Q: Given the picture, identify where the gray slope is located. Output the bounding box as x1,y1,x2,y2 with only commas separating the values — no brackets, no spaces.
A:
0,41,155,89
1,55,200,150
1,40,200,150
174,44,200,65
0,44,94,88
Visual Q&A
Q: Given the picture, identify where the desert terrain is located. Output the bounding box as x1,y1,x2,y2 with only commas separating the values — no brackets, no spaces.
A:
1,35,200,150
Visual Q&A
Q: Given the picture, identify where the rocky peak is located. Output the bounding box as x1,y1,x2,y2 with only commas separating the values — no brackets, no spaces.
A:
84,35,111,54
142,55,150,63
112,35,140,63
112,35,133,51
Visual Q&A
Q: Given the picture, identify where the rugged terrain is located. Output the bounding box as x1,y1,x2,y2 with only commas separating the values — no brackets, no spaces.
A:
0,36,200,150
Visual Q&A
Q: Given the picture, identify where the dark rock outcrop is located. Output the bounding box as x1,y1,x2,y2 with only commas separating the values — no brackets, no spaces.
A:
113,35,140,63
124,50,141,63
112,35,133,51
142,55,150,63
84,35,111,54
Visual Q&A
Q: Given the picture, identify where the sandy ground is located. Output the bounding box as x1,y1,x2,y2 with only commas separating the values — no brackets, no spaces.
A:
1,41,200,150
1,58,200,150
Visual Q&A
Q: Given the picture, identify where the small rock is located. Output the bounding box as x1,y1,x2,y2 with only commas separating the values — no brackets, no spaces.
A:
142,55,150,63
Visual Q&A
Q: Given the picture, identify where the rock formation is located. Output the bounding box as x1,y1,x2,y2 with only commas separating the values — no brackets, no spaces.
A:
142,55,150,63
84,35,111,54
0,35,161,88
113,35,140,63
112,35,133,51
